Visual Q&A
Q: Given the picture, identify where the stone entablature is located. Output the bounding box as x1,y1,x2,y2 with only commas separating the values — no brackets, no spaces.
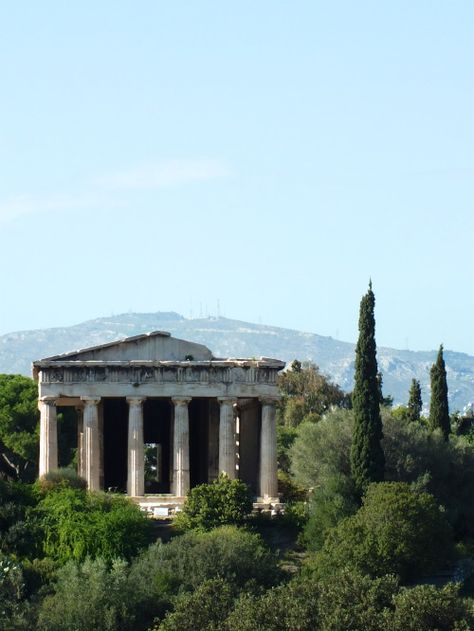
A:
35,360,281,386
34,331,285,502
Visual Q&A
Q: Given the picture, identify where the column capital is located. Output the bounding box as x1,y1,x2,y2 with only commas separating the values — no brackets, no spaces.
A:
126,397,145,407
81,396,101,405
259,396,281,406
40,396,57,405
218,397,238,406
171,397,192,406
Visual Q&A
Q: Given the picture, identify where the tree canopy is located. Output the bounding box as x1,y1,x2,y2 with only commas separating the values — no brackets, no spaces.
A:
278,360,350,427
0,374,39,481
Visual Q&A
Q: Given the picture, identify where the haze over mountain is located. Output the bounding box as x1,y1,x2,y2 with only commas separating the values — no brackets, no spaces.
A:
1,312,473,412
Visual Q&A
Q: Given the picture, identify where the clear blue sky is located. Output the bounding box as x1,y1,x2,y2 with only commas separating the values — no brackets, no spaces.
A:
0,2,473,354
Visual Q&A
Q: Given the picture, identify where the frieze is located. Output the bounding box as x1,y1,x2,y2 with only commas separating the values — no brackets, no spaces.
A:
40,364,279,386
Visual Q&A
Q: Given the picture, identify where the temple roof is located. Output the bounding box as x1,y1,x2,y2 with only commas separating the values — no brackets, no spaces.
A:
35,330,213,363
33,331,285,371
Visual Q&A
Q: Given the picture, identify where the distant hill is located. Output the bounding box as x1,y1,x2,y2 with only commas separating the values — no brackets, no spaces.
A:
1,311,473,412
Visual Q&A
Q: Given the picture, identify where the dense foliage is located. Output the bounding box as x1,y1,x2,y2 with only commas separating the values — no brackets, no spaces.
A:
0,374,39,481
36,487,152,562
350,284,385,494
0,479,38,557
278,360,351,427
292,407,474,541
37,558,137,631
132,526,282,594
306,482,453,582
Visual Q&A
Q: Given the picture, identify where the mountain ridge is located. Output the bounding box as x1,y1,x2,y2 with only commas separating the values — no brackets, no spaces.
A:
1,312,473,412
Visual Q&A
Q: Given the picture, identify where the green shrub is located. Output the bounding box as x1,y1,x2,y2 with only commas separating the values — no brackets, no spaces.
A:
307,482,453,582
0,479,39,558
225,578,320,631
37,468,87,493
290,409,354,491
130,526,282,595
175,474,253,531
387,583,474,631
153,579,235,631
37,558,137,631
302,473,358,551
37,488,152,563
225,571,474,631
317,570,398,631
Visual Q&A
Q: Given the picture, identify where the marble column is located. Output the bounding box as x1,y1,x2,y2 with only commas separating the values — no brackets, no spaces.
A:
259,397,279,499
75,406,85,479
39,397,58,477
81,397,101,491
172,397,191,497
218,397,237,479
207,400,220,482
127,397,145,497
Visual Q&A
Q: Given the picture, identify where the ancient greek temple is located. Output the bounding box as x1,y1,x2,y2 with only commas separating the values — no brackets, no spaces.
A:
33,331,284,503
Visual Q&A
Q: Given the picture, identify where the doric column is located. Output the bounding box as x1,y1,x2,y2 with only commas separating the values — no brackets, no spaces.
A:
81,397,101,491
259,397,279,499
218,397,237,479
172,397,191,497
39,397,58,477
127,397,145,497
75,406,85,479
208,400,220,482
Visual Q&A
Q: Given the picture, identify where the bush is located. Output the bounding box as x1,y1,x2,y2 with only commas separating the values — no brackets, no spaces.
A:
387,583,474,631
302,473,358,551
175,474,253,531
307,482,453,582
37,558,137,631
0,479,39,558
225,578,320,631
36,487,152,563
37,468,87,493
153,579,235,631
129,526,282,595
290,409,354,491
316,570,399,631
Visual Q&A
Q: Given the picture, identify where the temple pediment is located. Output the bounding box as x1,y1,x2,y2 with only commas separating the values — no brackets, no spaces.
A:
38,331,214,363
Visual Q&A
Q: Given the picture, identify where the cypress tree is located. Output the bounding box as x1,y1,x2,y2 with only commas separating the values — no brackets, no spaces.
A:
429,345,450,440
407,379,422,422
350,282,385,495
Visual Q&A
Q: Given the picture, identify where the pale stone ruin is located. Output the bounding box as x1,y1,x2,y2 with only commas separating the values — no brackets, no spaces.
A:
33,331,284,513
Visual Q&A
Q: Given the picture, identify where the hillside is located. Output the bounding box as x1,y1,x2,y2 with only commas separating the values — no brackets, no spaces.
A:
1,312,473,411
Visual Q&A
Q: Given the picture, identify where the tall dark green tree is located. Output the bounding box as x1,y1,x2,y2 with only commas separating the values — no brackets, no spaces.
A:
407,379,422,423
350,283,385,495
429,345,450,440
